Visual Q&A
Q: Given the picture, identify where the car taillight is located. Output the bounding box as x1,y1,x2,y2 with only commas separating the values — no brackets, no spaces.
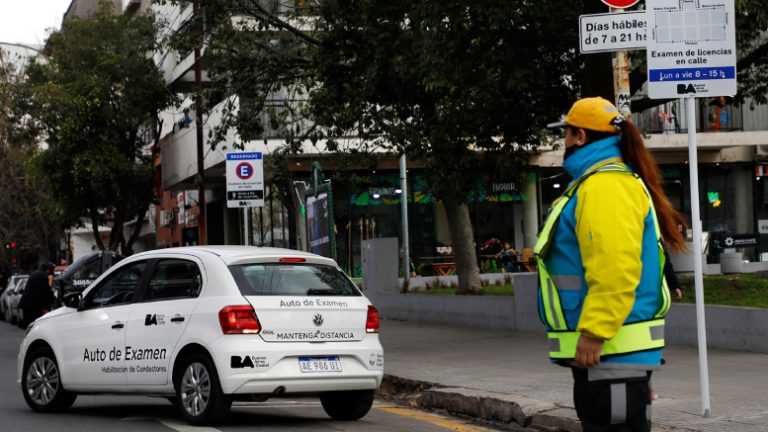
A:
219,305,261,334
366,305,380,333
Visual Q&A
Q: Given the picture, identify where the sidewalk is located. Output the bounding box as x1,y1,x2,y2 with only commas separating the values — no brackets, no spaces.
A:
379,319,768,432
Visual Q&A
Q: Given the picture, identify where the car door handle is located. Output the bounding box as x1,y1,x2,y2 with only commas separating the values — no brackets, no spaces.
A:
111,322,124,329
171,316,185,323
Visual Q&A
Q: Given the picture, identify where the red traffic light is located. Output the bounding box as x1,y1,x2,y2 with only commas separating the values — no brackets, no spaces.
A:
9,242,15,249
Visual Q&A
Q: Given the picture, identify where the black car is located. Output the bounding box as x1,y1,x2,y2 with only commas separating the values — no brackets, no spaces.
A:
54,251,124,301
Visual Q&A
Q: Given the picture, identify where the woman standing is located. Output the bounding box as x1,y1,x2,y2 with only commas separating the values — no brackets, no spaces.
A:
535,97,687,431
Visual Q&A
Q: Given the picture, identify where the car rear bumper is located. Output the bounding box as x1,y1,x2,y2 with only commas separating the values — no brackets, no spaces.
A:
208,336,384,395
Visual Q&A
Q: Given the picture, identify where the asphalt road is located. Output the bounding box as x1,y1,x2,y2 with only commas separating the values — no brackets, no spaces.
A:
0,317,499,432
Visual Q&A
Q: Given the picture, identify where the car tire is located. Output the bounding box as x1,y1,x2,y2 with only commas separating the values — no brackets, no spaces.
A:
175,353,231,426
22,346,76,413
320,389,375,421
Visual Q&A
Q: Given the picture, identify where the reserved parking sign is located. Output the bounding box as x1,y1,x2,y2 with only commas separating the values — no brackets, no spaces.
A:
226,152,264,208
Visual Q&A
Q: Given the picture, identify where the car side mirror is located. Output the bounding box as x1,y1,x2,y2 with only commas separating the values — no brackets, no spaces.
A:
63,292,82,309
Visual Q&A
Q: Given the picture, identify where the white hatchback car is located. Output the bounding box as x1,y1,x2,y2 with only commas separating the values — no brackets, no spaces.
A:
18,246,383,425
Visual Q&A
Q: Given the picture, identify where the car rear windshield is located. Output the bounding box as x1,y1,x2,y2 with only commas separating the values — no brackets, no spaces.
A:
229,264,361,297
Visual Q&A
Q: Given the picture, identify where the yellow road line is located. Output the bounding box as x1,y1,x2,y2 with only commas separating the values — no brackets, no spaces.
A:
374,405,490,432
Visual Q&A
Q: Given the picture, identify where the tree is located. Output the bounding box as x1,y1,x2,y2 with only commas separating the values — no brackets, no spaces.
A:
172,0,580,294
0,50,58,268
15,3,175,254
179,0,767,293
312,2,582,293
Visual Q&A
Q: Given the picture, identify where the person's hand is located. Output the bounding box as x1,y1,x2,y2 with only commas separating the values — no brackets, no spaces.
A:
575,333,604,368
672,288,682,299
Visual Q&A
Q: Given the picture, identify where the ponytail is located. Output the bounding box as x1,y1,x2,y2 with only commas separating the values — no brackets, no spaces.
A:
618,121,688,252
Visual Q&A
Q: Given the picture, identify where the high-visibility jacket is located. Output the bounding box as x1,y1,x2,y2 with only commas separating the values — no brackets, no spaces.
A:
535,136,670,368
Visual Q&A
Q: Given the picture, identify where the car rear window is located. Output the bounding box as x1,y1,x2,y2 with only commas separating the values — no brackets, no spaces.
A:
229,264,361,297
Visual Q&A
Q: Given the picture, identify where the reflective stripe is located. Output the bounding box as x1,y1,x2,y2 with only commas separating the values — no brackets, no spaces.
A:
547,278,562,330
610,383,627,424
588,369,648,381
552,275,581,291
549,337,560,353
548,319,665,359
649,324,664,340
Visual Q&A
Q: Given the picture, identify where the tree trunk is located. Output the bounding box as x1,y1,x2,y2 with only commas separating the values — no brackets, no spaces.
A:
89,206,105,251
443,199,481,295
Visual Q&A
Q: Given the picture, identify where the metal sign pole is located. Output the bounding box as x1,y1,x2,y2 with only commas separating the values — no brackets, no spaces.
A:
399,153,411,285
242,208,249,246
686,97,712,417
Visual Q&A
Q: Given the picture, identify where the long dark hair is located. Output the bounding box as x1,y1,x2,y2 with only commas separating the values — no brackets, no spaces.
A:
617,121,688,252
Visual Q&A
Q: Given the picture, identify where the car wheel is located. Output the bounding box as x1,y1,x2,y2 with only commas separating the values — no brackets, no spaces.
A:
22,346,76,413
320,389,375,421
175,353,231,425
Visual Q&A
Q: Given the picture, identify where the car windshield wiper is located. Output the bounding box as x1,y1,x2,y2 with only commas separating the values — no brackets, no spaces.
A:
307,288,343,296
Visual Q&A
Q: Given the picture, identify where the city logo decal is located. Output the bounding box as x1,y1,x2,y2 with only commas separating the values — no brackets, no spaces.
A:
144,314,165,326
313,313,324,327
231,355,255,369
677,83,696,95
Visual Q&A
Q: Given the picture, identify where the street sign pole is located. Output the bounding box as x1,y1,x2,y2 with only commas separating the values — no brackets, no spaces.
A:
685,97,711,417
647,0,737,416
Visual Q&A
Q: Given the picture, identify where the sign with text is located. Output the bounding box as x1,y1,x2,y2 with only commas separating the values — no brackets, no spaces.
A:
306,192,331,258
646,0,736,99
226,152,264,208
580,11,647,53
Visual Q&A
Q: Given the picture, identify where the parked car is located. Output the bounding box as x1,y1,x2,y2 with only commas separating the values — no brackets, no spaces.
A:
53,251,123,302
2,275,28,323
8,276,29,326
18,246,383,426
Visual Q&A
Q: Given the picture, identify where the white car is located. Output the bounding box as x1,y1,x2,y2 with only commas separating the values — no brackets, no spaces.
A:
18,246,383,425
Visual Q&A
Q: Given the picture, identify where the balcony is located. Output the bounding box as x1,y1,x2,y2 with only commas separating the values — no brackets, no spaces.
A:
633,99,744,135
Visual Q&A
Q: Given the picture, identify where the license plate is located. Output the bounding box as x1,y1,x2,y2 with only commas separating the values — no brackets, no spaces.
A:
298,356,342,373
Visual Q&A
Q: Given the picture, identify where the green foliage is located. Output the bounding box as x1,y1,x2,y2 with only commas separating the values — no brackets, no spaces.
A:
0,51,58,264
16,3,176,252
176,0,581,202
311,1,580,201
733,0,768,105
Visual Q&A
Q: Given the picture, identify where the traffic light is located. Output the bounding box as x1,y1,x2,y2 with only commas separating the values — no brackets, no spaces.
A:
5,241,17,271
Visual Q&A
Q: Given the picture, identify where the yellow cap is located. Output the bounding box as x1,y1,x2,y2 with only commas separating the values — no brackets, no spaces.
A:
547,97,623,134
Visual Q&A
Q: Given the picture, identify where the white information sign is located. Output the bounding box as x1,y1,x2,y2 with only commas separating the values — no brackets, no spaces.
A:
226,152,264,208
646,0,736,99
580,11,647,53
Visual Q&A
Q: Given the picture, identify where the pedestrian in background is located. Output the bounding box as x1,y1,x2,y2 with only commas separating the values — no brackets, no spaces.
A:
536,97,687,431
18,262,56,326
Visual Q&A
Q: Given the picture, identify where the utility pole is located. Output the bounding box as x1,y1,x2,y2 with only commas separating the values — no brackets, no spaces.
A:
611,7,632,119
193,1,206,245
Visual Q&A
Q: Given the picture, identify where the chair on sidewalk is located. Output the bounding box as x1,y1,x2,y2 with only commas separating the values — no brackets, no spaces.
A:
519,248,537,272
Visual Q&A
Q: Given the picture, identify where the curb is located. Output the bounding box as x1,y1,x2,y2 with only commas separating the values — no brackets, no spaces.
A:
379,374,700,432
378,374,581,431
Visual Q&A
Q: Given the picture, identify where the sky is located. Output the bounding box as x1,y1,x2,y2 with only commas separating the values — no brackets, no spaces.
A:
0,0,73,46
